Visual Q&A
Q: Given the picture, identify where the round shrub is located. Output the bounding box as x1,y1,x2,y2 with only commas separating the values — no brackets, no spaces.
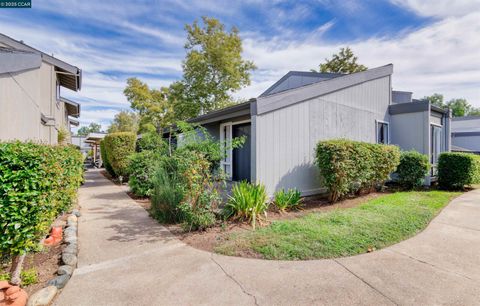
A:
438,152,480,190
315,139,400,202
104,132,136,179
396,151,430,189
137,132,168,153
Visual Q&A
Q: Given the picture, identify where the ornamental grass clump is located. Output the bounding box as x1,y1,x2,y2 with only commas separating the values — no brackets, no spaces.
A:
225,181,268,229
273,188,302,213
315,139,400,202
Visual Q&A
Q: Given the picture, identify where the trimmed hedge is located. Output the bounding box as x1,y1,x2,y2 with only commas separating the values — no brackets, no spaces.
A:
100,139,115,177
0,142,83,257
438,152,480,190
315,139,400,202
104,132,136,179
396,151,430,189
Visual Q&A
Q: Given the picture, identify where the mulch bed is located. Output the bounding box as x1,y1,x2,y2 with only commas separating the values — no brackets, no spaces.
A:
126,190,385,255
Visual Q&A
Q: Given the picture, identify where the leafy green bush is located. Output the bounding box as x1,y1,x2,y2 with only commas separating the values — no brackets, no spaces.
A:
225,181,268,229
100,139,115,177
438,152,480,190
315,139,400,202
274,188,302,212
128,151,164,197
176,121,244,172
396,151,430,189
150,151,219,230
0,142,83,258
104,132,136,179
137,132,168,153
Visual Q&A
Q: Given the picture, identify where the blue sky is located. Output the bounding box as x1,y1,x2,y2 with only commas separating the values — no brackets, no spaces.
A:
1,0,479,130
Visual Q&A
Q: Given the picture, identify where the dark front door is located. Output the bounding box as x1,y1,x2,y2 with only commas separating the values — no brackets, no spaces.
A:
232,123,251,182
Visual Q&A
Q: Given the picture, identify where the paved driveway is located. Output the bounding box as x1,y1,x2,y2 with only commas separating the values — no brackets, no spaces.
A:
55,169,480,306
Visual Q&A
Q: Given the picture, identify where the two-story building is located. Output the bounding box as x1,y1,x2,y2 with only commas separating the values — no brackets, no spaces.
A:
0,33,81,144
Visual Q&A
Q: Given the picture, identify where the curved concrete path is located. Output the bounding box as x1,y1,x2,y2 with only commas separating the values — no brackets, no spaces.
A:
55,169,480,306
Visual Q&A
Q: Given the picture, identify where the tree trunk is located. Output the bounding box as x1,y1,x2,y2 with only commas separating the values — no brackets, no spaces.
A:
9,254,26,285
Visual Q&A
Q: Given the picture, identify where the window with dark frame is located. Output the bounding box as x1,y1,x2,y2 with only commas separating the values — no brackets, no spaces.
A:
377,121,389,144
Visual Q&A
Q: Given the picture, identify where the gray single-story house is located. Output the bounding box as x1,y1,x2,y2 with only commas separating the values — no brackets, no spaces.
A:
186,64,451,195
451,116,480,154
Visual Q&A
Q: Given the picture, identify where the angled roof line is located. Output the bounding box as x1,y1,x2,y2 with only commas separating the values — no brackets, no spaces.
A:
0,33,82,91
256,64,394,115
259,71,343,97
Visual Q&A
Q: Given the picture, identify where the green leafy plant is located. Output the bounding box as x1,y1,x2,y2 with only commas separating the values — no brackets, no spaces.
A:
127,151,164,197
137,132,168,153
100,139,115,177
175,121,245,172
103,132,136,179
396,151,430,189
225,181,268,229
315,139,400,202
20,268,38,286
0,142,83,259
438,152,480,190
274,188,302,212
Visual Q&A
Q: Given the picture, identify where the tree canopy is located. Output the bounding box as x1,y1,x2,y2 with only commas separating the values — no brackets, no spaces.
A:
423,93,479,117
123,16,256,131
124,78,174,133
77,122,102,136
107,110,139,134
179,16,256,114
316,47,367,74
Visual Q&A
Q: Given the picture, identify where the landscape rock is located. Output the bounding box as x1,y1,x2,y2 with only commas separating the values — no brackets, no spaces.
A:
64,236,77,245
26,286,58,306
63,227,77,236
72,209,81,217
62,253,77,266
47,274,70,289
57,265,74,276
62,244,77,255
66,215,77,227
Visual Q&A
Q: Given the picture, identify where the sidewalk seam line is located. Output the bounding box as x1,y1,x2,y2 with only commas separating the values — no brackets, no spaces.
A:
210,254,259,306
333,259,399,306
386,249,476,281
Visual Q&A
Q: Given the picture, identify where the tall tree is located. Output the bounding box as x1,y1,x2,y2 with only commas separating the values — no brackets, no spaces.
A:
180,16,256,114
124,78,174,133
316,47,367,74
423,93,445,108
107,110,139,134
77,122,102,136
447,98,471,117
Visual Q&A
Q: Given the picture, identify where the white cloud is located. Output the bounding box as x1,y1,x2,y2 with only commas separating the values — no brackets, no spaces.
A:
391,0,480,18
2,0,479,130
238,10,480,105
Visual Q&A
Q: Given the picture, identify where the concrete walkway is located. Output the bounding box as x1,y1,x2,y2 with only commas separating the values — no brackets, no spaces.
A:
55,169,480,306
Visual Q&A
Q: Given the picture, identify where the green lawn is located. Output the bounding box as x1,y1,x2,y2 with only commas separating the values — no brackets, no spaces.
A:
215,191,460,260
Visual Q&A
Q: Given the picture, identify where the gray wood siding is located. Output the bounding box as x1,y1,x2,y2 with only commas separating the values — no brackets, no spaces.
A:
255,76,391,196
390,111,429,155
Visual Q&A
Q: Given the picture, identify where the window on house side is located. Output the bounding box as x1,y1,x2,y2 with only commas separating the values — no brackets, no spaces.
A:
377,121,389,144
